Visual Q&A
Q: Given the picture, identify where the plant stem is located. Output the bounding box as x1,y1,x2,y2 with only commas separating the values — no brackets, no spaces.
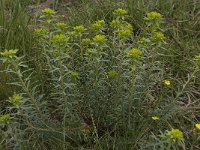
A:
11,60,43,118
58,58,69,150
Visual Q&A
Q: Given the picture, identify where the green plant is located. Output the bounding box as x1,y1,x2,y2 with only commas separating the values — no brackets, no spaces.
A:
1,2,200,149
0,8,141,149
142,129,185,150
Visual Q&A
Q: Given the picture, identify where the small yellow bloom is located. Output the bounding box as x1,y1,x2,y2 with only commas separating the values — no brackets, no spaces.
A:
151,116,160,121
164,80,171,86
195,123,200,130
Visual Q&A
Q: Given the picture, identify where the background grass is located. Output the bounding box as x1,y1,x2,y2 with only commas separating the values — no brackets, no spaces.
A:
0,0,33,102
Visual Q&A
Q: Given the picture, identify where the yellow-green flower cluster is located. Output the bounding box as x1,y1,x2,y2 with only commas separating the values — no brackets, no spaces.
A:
85,48,95,56
128,48,143,59
82,38,91,45
41,8,55,16
107,70,118,78
111,19,133,37
0,114,10,124
74,25,86,33
147,11,162,21
34,28,48,35
166,129,184,143
93,34,107,44
92,20,105,31
115,8,128,16
71,71,80,79
122,23,133,31
1,49,18,58
9,93,22,105
52,34,68,44
153,32,166,41
111,20,121,29
118,29,132,38
56,22,67,29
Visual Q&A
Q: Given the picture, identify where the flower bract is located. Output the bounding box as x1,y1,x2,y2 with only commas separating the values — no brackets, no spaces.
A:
1,49,18,58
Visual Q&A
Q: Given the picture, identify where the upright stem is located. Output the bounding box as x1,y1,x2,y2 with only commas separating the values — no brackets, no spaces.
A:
58,58,69,150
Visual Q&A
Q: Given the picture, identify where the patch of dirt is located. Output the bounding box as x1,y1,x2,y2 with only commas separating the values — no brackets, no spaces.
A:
27,0,80,23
